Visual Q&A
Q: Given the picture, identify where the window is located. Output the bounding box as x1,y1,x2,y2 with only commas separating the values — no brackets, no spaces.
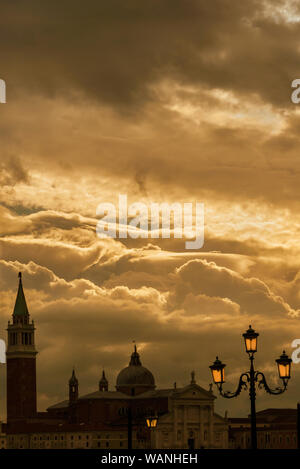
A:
10,333,17,346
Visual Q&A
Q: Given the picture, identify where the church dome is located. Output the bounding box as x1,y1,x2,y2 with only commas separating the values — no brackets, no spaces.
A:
116,346,155,395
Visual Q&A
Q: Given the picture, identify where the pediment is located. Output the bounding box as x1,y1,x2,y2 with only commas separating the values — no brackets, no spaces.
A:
172,384,215,401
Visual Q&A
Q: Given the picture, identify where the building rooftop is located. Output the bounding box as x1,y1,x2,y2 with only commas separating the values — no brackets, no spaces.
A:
48,382,214,411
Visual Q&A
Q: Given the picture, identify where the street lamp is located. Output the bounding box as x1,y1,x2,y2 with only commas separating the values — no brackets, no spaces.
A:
209,326,292,450
209,357,226,385
127,409,159,449
146,414,158,449
243,325,259,354
146,414,158,428
276,351,292,384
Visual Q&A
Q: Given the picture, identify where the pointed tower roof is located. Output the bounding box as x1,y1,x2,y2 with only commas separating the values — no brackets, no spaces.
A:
129,344,142,366
100,370,108,384
99,369,108,391
13,272,29,316
69,369,78,386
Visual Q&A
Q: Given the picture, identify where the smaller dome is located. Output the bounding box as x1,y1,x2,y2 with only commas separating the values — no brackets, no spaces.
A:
116,346,155,395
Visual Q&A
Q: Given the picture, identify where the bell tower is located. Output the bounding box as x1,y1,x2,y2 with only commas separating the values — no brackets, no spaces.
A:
6,272,37,421
68,369,78,424
99,370,108,391
69,369,79,404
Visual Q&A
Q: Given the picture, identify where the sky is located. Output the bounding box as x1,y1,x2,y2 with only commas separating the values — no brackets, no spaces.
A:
1,0,300,420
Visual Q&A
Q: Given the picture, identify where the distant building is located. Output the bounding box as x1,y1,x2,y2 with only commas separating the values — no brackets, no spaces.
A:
5,272,228,449
229,409,298,449
0,422,6,449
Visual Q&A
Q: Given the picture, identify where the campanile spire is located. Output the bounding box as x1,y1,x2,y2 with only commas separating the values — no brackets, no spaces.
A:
13,272,29,319
7,272,38,421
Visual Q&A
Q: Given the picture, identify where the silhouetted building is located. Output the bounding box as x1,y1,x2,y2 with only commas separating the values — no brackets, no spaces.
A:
229,409,298,449
6,272,37,421
5,272,228,449
0,422,6,449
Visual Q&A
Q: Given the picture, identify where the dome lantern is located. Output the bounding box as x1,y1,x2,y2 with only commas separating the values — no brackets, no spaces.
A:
116,345,155,396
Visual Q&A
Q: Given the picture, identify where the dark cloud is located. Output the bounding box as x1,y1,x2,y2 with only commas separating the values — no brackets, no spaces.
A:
0,156,29,186
0,0,299,110
1,0,300,422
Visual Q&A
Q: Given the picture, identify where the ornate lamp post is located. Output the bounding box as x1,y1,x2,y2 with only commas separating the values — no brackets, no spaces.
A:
209,326,292,450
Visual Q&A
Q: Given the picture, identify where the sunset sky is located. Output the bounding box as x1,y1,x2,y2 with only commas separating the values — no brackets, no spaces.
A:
1,0,300,420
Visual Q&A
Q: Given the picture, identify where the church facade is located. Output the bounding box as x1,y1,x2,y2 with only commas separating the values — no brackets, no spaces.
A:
5,272,228,449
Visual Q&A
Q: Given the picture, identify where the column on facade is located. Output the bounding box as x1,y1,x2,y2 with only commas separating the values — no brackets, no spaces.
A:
199,406,204,448
173,404,177,448
154,425,160,449
183,405,187,448
208,405,214,448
